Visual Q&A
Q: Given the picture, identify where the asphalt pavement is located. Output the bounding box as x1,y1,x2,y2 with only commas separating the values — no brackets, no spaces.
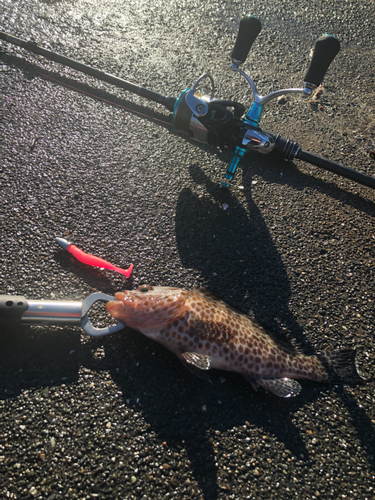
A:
1,0,374,499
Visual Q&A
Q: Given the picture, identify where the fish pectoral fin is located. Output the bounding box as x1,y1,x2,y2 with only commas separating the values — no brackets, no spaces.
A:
181,352,211,370
178,357,211,381
257,378,302,398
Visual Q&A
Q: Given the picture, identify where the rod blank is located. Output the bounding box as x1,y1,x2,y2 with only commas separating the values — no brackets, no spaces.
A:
0,32,177,111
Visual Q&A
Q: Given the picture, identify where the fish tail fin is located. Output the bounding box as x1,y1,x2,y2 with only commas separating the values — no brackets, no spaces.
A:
317,349,363,384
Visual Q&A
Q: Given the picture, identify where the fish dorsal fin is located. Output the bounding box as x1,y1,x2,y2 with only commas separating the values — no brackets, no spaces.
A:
181,351,211,370
243,375,301,398
194,287,218,300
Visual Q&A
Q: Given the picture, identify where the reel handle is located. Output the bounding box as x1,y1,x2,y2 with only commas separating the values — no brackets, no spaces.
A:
231,15,262,63
304,34,340,87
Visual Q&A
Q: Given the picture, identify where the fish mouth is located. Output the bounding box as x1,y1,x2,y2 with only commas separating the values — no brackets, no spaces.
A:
106,289,187,331
105,298,129,319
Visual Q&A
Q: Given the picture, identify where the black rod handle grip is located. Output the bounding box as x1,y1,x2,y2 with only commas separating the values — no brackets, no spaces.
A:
231,16,262,63
269,132,375,189
304,35,340,87
0,295,29,320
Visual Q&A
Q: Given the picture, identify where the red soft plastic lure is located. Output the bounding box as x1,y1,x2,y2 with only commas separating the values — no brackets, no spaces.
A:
55,237,133,278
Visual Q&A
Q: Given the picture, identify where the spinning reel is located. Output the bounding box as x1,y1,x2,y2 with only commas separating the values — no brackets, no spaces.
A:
172,16,341,187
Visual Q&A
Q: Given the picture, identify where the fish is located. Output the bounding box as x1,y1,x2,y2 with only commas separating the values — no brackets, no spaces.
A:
106,285,362,398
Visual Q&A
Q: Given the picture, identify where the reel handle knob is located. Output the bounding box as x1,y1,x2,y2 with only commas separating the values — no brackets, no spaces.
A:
231,15,262,63
304,34,340,87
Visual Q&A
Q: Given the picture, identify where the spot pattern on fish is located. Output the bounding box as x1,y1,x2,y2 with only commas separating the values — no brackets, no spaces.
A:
106,285,362,397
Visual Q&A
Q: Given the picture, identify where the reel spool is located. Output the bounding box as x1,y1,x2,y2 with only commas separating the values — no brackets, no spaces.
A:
172,73,245,152
172,73,216,144
172,89,215,144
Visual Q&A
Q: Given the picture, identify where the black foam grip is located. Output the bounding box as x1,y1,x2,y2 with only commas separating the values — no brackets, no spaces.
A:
231,16,262,63
304,35,340,87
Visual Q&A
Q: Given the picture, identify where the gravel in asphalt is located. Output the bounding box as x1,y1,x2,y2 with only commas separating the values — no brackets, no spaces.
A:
1,1,374,499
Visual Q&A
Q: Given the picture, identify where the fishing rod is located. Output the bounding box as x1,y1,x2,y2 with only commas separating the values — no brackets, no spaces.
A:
1,16,374,190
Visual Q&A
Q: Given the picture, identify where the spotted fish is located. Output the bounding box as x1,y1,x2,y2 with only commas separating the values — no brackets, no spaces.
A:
106,285,362,397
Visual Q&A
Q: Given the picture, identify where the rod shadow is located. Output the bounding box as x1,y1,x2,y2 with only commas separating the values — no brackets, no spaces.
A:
0,50,173,132
175,162,305,345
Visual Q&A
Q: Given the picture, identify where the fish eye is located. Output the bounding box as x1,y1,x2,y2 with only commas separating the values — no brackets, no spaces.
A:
138,285,152,293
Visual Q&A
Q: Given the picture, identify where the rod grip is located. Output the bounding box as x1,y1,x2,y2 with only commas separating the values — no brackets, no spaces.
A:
304,35,340,87
0,295,29,320
231,16,262,63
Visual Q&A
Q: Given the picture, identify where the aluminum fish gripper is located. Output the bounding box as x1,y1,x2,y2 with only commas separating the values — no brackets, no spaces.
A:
0,293,125,337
